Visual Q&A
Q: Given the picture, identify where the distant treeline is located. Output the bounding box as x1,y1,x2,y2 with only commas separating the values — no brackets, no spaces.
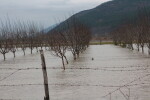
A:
111,6,150,54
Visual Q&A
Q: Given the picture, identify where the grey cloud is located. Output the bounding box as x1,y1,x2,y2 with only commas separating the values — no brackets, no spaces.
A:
0,0,110,27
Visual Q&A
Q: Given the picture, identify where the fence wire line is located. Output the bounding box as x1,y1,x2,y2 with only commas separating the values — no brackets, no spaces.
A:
99,65,150,69
0,70,20,82
0,64,149,69
102,73,150,98
0,67,149,72
0,82,149,88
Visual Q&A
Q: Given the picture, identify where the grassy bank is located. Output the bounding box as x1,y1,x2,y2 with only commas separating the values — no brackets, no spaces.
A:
89,41,114,45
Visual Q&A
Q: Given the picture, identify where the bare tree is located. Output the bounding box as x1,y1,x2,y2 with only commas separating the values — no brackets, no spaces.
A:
0,20,10,60
63,16,91,60
27,22,36,54
48,31,68,70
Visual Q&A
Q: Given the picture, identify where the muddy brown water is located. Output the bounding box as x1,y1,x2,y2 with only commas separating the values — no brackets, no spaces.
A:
0,45,150,100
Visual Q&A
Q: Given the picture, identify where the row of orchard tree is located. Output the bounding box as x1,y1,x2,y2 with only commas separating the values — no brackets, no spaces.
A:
0,19,46,60
111,6,150,54
0,16,91,70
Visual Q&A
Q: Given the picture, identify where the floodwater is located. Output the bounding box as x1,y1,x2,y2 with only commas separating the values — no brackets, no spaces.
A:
0,45,150,100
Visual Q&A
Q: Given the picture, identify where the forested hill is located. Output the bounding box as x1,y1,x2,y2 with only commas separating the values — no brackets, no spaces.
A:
50,0,150,35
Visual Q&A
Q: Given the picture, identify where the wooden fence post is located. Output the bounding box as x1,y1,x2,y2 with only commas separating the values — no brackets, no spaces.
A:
109,93,111,100
40,50,50,100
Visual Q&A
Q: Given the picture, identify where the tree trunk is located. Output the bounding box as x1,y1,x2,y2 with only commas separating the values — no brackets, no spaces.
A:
13,52,16,58
61,57,65,70
137,44,140,51
36,47,38,52
23,50,26,56
3,53,6,61
131,44,134,50
77,52,79,57
31,48,33,54
142,46,144,53
73,53,76,60
64,56,68,64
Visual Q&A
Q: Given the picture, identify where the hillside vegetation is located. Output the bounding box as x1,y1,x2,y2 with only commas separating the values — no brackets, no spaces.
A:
51,0,150,35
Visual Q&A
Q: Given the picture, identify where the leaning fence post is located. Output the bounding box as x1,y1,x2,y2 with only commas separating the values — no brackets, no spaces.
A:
40,50,50,100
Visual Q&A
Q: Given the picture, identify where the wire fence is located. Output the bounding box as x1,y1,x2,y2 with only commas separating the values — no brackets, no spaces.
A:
0,65,150,100
102,73,150,100
0,66,150,72
0,82,149,88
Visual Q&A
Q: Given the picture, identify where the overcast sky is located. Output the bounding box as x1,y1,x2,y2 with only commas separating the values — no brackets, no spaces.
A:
0,0,110,28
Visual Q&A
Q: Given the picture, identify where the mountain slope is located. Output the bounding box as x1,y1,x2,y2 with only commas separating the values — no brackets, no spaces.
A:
50,0,150,35
44,24,57,33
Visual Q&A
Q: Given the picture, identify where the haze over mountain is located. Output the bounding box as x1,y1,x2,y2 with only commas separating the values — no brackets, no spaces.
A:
43,24,58,33
51,0,150,35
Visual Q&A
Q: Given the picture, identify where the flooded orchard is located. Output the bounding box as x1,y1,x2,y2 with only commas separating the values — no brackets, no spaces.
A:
0,45,150,100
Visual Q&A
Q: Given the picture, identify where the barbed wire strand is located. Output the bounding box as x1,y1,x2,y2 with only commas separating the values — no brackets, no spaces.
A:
1,64,150,69
0,70,20,82
102,73,150,98
0,67,149,72
0,82,149,88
